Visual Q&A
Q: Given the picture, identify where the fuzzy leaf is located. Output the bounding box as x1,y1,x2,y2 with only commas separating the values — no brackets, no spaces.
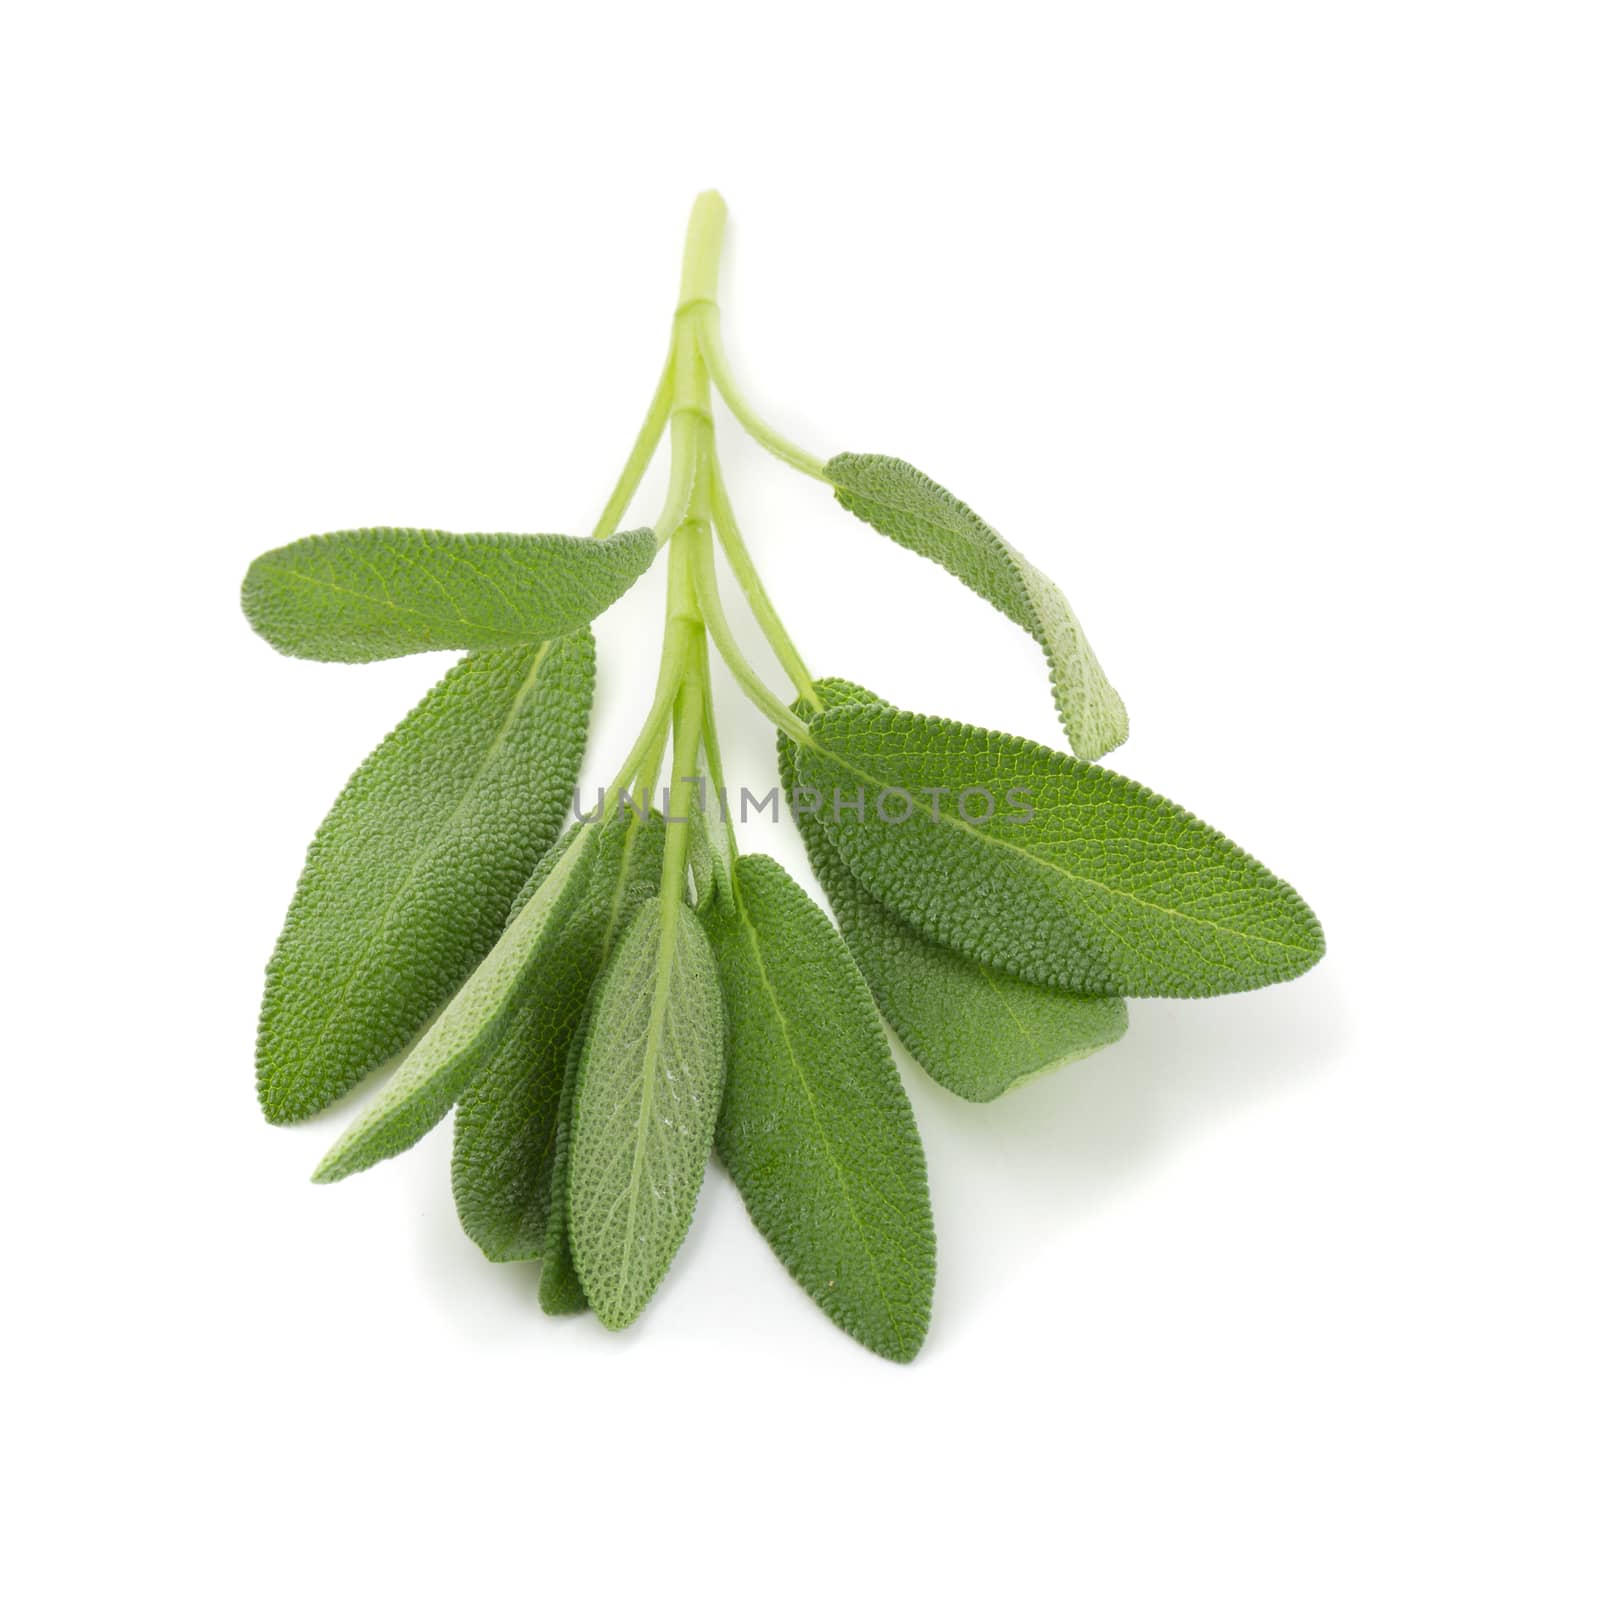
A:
686,793,737,912
257,635,592,1123
568,896,725,1329
312,823,604,1182
780,681,1128,1101
796,703,1324,998
703,854,935,1361
243,525,655,662
686,804,719,910
451,813,665,1264
827,454,1127,759
538,1006,594,1316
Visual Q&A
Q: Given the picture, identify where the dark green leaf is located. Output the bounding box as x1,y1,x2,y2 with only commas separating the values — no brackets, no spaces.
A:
781,681,1128,1101
538,1006,594,1316
257,634,592,1123
704,854,935,1361
311,824,601,1183
796,701,1324,998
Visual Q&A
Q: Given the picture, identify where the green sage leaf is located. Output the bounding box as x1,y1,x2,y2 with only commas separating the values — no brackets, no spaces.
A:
568,896,725,1330
796,703,1324,998
826,454,1127,759
537,1005,594,1316
451,813,666,1264
686,800,733,911
257,634,593,1123
312,822,605,1182
780,680,1128,1101
703,854,935,1362
242,525,656,662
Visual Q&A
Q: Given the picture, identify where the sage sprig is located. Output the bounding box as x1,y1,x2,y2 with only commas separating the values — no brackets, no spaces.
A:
243,191,1324,1360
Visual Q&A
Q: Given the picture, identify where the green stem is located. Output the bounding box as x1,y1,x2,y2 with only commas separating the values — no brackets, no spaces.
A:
651,193,724,546
652,418,696,545
619,192,816,882
591,346,674,540
677,190,727,309
658,631,706,904
604,633,686,806
695,306,828,481
642,196,725,893
696,631,739,863
634,724,671,817
707,459,818,707
697,632,728,800
687,511,812,744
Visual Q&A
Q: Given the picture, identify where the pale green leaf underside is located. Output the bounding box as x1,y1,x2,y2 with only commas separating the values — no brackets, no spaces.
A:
704,855,935,1361
827,454,1128,760
312,824,603,1182
797,704,1324,998
569,897,725,1329
242,525,655,662
257,634,592,1123
451,813,666,1265
686,803,729,911
780,681,1128,1101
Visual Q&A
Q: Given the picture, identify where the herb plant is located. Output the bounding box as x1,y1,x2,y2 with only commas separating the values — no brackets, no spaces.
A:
243,192,1324,1361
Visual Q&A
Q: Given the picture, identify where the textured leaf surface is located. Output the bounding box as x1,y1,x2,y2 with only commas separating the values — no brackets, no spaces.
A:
538,1009,594,1316
827,454,1127,759
312,825,600,1182
569,896,725,1329
242,525,655,662
257,635,593,1123
704,854,935,1361
452,814,665,1264
780,681,1128,1101
686,804,728,910
797,704,1324,998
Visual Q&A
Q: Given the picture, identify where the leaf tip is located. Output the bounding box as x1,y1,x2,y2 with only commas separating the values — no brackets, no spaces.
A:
310,1133,366,1184
256,1066,308,1128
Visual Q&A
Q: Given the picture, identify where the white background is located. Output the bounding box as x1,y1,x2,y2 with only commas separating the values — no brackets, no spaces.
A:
4,3,1595,1594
